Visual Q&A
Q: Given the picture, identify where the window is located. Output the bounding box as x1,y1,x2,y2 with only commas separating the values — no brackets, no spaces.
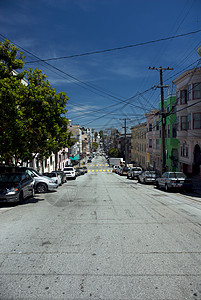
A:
149,139,152,148
176,91,179,104
149,123,152,132
166,105,170,113
193,83,201,99
181,116,187,131
171,104,176,113
172,124,177,138
193,113,201,129
187,84,191,101
181,143,189,157
180,90,187,104
156,139,160,149
156,122,159,131
188,114,191,130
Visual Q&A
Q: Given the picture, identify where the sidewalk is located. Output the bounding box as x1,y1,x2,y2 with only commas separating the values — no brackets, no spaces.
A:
192,174,201,196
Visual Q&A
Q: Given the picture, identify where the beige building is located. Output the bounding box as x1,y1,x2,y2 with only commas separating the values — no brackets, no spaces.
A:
131,122,147,169
173,67,201,175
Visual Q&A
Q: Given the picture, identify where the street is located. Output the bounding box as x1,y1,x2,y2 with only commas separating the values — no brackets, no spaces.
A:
0,156,201,300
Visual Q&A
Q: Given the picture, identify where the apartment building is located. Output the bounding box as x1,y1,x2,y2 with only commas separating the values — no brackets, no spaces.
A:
173,67,201,175
131,122,147,169
145,110,161,173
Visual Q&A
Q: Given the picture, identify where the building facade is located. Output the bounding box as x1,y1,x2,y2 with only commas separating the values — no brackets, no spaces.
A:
159,95,179,172
145,110,161,172
131,122,147,169
173,67,201,176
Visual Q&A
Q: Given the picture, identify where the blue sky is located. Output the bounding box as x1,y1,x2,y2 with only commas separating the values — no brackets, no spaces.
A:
1,0,201,132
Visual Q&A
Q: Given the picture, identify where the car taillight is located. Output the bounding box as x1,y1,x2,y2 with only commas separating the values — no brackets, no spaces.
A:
185,179,192,183
171,180,177,183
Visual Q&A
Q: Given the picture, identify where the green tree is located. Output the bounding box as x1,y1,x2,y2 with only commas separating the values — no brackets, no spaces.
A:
0,39,71,165
108,148,121,158
92,142,98,151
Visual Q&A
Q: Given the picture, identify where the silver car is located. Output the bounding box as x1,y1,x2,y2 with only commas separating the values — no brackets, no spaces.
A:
156,172,193,192
138,171,158,184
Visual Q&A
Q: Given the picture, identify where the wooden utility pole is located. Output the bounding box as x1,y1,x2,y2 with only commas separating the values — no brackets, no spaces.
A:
149,66,173,173
120,118,130,165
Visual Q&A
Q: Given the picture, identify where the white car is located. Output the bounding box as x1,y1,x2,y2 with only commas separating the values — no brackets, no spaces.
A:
63,167,76,180
43,172,62,186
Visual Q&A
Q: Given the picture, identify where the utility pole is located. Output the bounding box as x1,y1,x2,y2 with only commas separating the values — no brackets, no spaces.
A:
120,118,130,165
149,66,173,173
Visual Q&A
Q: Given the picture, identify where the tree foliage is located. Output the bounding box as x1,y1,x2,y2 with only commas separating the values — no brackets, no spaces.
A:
0,39,72,164
92,142,98,151
108,148,121,158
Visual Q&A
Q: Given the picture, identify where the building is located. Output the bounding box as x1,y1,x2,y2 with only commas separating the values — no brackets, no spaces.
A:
119,133,132,163
131,122,147,169
159,95,179,172
173,67,201,176
145,110,161,172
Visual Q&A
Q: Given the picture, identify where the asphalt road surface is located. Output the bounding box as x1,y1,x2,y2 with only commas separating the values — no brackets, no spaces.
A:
1,156,201,300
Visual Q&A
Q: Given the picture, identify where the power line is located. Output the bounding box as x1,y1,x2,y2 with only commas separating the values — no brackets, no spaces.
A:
25,29,201,63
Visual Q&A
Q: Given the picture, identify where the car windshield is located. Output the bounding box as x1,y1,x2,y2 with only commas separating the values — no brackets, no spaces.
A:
48,173,57,177
134,168,142,171
169,172,186,179
145,171,156,177
0,173,21,183
64,168,74,171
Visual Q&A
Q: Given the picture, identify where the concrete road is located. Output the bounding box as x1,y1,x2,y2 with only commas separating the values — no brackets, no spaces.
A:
0,156,201,300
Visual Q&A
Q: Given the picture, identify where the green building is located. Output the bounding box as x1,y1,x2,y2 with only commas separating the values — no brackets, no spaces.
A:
159,95,179,172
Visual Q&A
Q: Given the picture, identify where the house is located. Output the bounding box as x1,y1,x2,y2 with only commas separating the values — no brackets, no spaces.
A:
131,122,147,169
173,67,201,176
159,95,179,172
145,110,161,172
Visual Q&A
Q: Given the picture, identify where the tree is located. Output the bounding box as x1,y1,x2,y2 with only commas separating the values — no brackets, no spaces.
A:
108,148,121,158
99,130,103,139
0,39,71,165
92,142,98,151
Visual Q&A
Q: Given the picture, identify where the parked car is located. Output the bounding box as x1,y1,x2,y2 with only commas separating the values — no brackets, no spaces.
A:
0,172,34,203
75,167,85,176
43,172,62,186
82,166,88,173
116,165,123,174
113,165,118,172
55,170,67,184
0,166,58,193
156,172,193,192
132,167,143,179
63,167,76,180
138,171,158,184
127,167,136,179
119,166,130,176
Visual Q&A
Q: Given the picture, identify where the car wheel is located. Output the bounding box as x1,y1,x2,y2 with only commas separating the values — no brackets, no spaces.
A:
36,183,47,193
156,181,159,189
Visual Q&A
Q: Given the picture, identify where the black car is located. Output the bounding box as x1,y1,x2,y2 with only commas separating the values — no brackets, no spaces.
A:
0,172,34,203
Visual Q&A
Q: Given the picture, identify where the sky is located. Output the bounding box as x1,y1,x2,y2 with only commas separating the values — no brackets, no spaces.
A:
1,0,201,133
